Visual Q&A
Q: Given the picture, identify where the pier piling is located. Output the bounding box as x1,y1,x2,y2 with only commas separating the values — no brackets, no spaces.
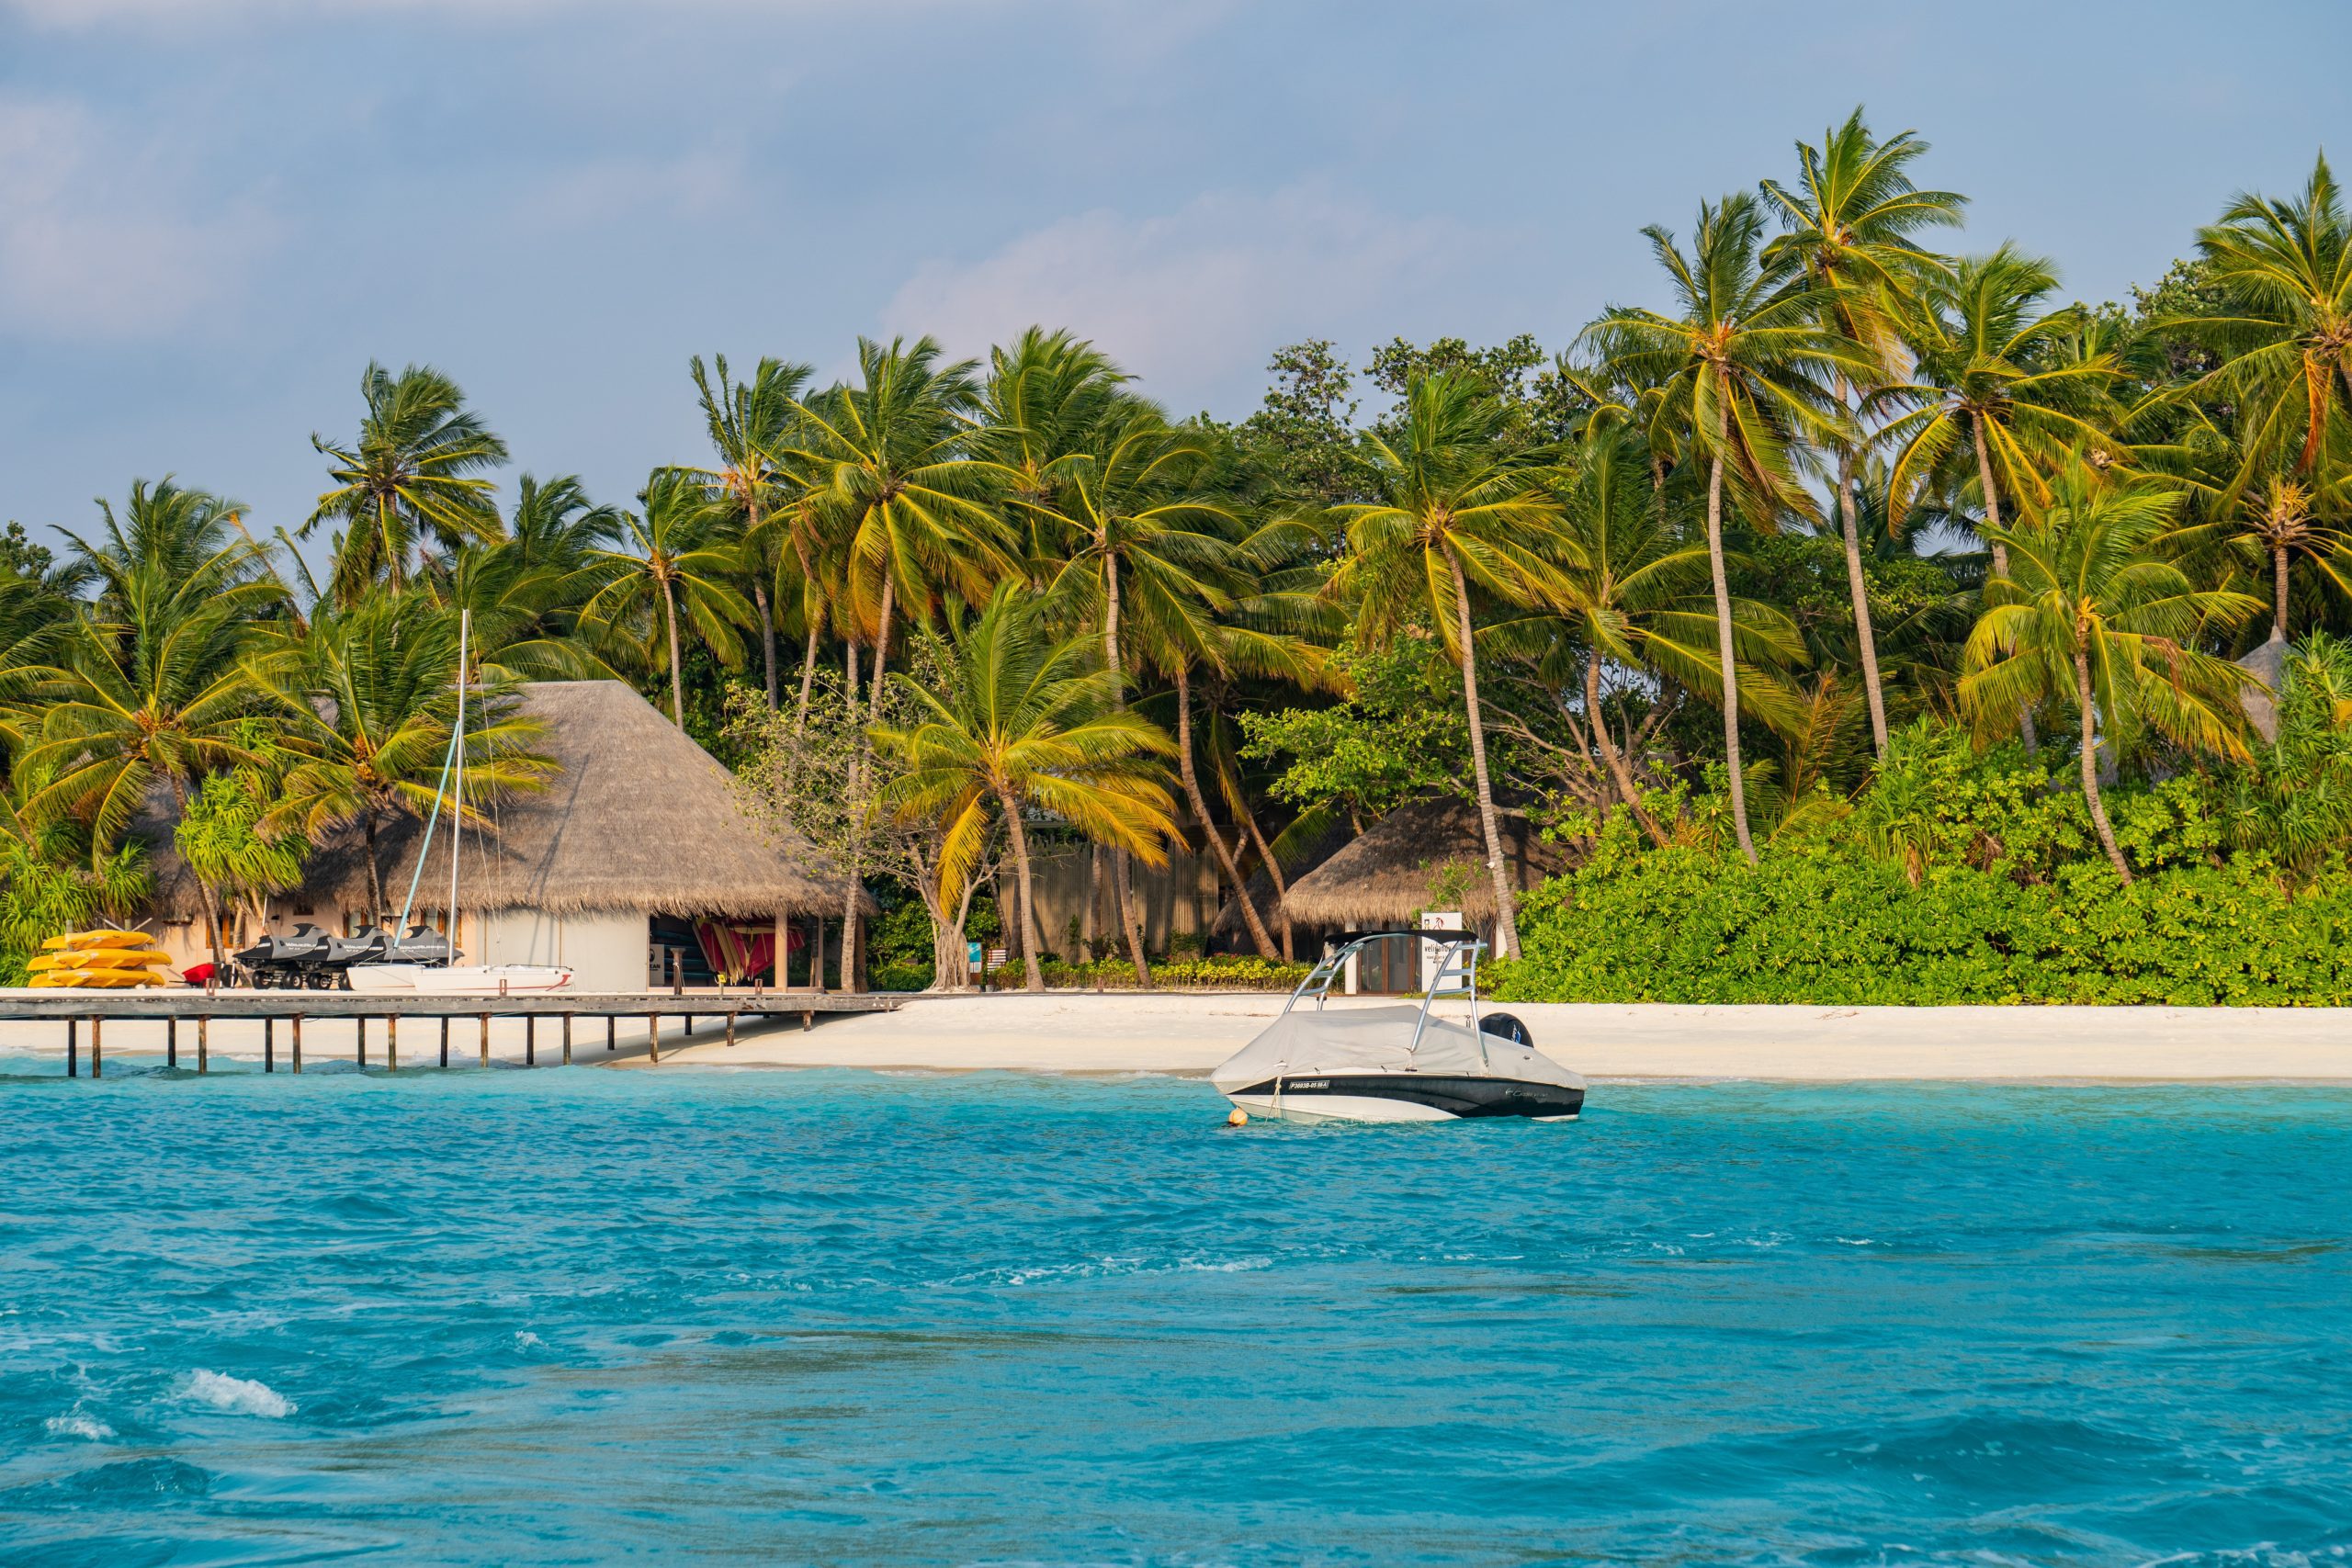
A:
440,1016,449,1068
291,1015,304,1074
90,1018,102,1079
647,1014,660,1064
356,1017,367,1069
561,1013,572,1066
525,1015,536,1066
606,1017,616,1054
726,1010,737,1047
198,1016,209,1074
478,1013,490,1069
166,1017,177,1069
65,1019,76,1078
265,1018,275,1073
386,1015,398,1072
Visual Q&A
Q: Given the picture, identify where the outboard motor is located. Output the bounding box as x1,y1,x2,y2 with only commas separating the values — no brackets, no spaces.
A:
1478,1011,1534,1047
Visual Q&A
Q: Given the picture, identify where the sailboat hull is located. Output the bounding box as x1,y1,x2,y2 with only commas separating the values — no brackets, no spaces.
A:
1223,1072,1585,1123
347,964,575,994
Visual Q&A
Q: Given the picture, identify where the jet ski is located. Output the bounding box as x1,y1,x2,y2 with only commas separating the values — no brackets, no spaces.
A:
231,923,335,989
1212,932,1585,1123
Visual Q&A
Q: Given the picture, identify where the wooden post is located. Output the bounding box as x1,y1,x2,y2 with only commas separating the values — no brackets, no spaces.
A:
90,1017,102,1079
265,1017,275,1073
356,1016,368,1069
606,1015,616,1053
525,1014,536,1067
561,1013,573,1066
726,1010,738,1047
647,1013,660,1065
671,949,683,998
684,1014,693,1037
440,1015,449,1068
65,1019,76,1078
291,1014,304,1074
166,1016,178,1070
386,1015,398,1073
198,1015,209,1075
803,1010,813,1032
479,1013,491,1069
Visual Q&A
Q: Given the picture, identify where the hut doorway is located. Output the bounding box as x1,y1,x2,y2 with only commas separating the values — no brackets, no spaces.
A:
1351,934,1420,995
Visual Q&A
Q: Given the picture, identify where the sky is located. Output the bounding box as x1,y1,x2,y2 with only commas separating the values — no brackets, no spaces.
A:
1,0,2344,557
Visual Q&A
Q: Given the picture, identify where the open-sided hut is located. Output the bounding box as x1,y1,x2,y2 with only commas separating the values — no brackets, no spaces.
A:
139,680,864,990
1277,799,1569,990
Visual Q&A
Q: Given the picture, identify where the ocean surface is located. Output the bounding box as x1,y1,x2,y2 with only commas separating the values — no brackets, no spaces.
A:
1,1058,2347,1567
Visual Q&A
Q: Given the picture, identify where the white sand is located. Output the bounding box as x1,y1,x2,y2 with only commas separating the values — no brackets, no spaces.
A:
9,993,2349,1082
662,992,2352,1083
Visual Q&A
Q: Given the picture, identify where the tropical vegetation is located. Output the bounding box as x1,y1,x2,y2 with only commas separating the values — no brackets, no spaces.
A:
6,117,2352,999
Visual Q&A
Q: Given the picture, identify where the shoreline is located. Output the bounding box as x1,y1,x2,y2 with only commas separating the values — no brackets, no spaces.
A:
5,992,2348,1084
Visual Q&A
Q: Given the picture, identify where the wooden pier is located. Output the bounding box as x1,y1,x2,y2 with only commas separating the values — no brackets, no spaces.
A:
6,989,903,1078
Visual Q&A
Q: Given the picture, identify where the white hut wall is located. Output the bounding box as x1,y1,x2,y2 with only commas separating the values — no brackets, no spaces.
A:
476,908,650,991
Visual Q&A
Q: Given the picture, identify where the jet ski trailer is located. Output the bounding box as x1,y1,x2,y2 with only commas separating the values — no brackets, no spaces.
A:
1212,931,1585,1123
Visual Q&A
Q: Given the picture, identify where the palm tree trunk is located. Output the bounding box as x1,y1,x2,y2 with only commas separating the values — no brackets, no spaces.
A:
1176,662,1278,958
2075,643,2131,884
796,621,820,729
1445,546,1521,958
2275,543,2291,641
753,580,778,710
1102,554,1151,986
1586,656,1668,847
362,809,385,923
1703,416,1758,867
867,576,894,722
1080,844,1099,957
1835,429,1889,757
998,788,1046,992
1238,809,1294,961
660,575,686,729
1975,423,2037,751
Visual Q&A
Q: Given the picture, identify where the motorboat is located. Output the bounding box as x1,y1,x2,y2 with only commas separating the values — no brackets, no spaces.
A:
1212,931,1585,1123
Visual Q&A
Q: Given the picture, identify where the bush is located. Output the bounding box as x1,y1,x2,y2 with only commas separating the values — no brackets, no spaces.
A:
871,962,935,993
975,953,1314,992
1491,805,2352,1007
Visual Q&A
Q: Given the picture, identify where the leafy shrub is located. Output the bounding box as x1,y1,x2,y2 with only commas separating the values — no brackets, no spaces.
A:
975,953,1314,991
1493,781,2352,1007
871,962,935,993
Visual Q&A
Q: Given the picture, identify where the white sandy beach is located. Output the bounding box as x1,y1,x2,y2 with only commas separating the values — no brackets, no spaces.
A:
6,992,2349,1082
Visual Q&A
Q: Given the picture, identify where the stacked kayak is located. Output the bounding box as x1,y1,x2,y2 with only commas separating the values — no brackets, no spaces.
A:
27,931,176,988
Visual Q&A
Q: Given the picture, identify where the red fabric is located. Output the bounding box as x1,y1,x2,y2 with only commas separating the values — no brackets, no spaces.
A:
694,922,779,983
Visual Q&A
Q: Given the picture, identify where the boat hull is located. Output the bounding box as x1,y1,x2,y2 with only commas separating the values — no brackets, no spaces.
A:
1224,1072,1585,1123
347,964,575,994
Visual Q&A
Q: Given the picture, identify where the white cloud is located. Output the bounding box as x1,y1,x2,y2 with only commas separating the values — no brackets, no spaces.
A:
880,187,1484,405
0,94,272,340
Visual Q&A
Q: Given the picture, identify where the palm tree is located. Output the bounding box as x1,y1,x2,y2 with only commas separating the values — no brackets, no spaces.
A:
873,585,1179,992
1960,457,2263,882
444,473,624,682
264,596,555,921
1760,108,1965,755
2172,469,2352,642
976,328,1135,555
1881,246,2126,569
305,363,509,600
19,485,288,965
579,469,752,728
1508,428,1807,845
689,354,814,708
1031,405,1261,973
1584,193,1863,865
2176,152,2352,490
789,336,1011,988
1329,371,1567,957
788,336,1012,716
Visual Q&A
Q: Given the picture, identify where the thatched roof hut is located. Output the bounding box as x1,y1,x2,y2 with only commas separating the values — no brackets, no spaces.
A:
1277,798,1570,930
140,680,863,923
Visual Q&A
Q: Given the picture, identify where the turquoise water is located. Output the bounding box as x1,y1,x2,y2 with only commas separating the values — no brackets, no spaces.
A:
2,1062,2348,1566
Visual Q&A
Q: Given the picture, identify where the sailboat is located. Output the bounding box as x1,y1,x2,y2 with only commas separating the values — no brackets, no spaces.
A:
347,612,573,995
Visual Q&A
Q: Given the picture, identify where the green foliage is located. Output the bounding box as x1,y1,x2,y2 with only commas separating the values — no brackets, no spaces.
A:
0,834,150,986
1238,633,1469,820
979,953,1313,991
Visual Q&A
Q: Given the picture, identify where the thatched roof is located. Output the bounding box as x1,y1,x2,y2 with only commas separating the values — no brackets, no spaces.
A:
1210,816,1351,940
141,680,865,921
1278,798,1570,928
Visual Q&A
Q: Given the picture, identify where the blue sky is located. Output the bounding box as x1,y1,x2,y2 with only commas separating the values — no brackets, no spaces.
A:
1,0,2343,556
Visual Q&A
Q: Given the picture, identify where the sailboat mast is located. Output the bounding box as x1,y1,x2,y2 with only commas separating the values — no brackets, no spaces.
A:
449,610,468,953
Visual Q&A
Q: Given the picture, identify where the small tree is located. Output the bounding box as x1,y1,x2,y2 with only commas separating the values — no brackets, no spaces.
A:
175,760,307,944
731,630,998,990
